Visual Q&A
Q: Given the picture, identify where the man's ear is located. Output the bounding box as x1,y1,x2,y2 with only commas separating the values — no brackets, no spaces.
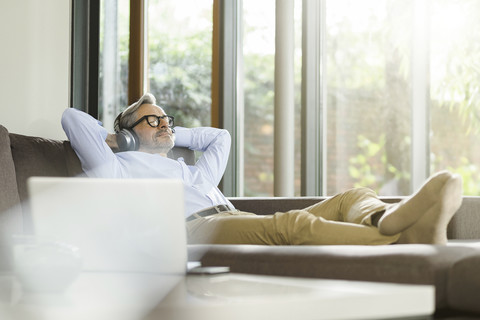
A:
116,128,140,151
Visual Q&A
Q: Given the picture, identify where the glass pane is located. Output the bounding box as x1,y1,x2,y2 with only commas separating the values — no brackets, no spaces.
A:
98,0,130,132
325,0,414,196
243,0,275,196
147,0,213,127
325,0,480,196
242,0,302,196
430,0,480,195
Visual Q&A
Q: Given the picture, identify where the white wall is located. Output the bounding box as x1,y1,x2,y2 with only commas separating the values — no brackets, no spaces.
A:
0,0,70,140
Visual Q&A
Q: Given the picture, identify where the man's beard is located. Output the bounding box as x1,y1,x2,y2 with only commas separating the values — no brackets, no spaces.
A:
142,130,175,154
156,130,175,153
157,138,175,153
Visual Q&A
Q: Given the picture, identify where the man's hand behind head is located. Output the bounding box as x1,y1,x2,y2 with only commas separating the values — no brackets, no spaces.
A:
106,133,120,153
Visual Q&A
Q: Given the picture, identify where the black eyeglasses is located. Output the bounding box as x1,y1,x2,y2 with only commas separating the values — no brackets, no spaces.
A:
130,114,174,129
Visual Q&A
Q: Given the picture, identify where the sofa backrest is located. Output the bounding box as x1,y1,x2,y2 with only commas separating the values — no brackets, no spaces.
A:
1,125,195,215
9,132,84,205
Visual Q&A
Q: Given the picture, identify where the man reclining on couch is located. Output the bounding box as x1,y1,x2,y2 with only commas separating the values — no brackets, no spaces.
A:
62,93,463,246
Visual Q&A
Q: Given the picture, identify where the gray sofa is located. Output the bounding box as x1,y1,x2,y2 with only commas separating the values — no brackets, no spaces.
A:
2,124,480,318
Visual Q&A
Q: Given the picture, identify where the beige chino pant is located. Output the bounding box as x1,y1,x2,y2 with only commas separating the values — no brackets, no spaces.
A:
187,188,400,245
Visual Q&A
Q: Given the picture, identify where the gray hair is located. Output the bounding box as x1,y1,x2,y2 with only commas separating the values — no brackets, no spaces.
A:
118,93,157,130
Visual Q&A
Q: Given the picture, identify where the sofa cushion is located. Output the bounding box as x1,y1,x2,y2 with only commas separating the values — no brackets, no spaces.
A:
9,133,83,204
188,243,479,308
168,146,195,165
9,133,83,231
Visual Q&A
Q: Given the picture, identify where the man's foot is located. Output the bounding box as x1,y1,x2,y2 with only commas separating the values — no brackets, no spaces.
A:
396,174,463,244
377,171,460,237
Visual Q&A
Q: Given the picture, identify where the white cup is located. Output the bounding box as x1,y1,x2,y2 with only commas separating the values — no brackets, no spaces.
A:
12,235,82,293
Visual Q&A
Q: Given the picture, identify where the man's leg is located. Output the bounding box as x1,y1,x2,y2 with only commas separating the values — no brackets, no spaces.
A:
383,172,463,244
377,171,463,244
302,187,389,226
186,210,399,245
186,171,462,245
302,170,463,244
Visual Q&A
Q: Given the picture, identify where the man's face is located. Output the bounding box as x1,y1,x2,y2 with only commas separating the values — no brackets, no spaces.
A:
132,104,175,155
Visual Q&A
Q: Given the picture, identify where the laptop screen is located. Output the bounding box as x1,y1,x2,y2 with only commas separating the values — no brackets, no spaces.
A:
26,177,186,274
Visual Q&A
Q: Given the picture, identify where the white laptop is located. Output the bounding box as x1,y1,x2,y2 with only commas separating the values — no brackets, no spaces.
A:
26,177,186,274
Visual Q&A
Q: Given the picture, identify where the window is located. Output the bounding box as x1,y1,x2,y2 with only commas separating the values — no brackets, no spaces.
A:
98,0,213,131
147,0,213,128
242,0,303,196
242,0,276,196
324,0,415,195
322,0,480,195
98,0,130,131
429,0,480,195
229,0,480,197
94,0,480,196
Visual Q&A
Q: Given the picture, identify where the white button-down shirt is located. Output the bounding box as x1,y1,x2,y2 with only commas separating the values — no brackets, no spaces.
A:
61,108,234,218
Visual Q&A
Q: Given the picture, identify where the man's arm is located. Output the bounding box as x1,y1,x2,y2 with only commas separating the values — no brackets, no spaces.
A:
62,108,121,177
174,126,231,186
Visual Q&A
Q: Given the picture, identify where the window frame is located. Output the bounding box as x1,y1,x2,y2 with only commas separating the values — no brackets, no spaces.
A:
70,0,100,117
72,0,435,197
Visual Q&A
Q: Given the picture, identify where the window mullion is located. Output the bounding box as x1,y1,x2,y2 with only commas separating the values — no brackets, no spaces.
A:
301,0,325,196
218,0,243,197
411,0,431,191
274,0,295,197
70,0,100,117
128,0,145,104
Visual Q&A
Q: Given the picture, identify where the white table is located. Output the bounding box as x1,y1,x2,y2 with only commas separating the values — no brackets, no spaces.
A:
0,271,434,320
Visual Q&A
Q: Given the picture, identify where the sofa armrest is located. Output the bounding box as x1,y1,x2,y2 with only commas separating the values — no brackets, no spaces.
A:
447,197,480,240
0,125,23,271
0,125,21,212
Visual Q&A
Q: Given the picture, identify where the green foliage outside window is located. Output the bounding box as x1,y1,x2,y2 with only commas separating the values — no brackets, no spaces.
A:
148,31,212,128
